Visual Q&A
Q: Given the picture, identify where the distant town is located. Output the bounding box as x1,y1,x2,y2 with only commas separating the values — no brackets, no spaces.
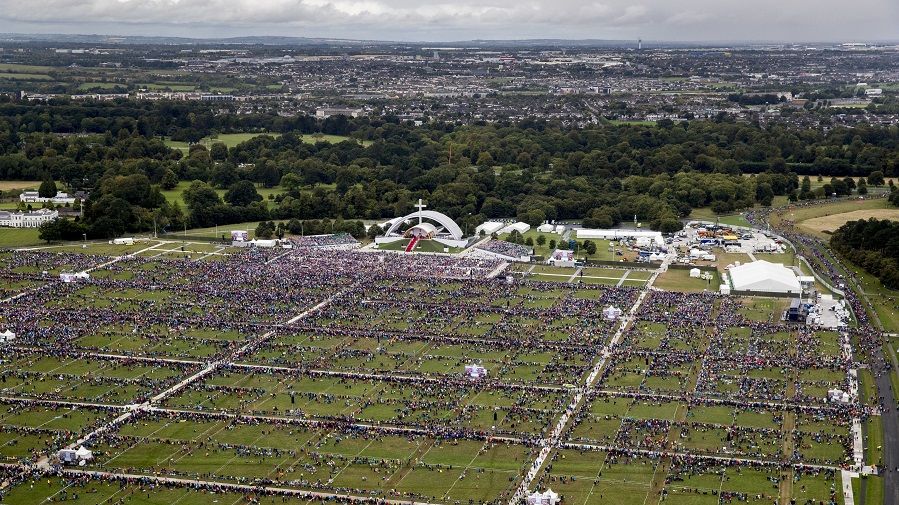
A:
3,39,899,129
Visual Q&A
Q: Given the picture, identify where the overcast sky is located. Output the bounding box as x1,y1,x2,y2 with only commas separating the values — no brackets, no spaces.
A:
0,0,897,42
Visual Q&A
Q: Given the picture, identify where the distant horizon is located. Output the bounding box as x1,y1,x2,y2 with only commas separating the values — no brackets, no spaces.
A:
1,0,897,44
2,31,899,47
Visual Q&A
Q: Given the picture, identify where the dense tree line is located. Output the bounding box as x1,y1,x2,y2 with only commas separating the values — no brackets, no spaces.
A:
831,218,899,289
1,98,897,238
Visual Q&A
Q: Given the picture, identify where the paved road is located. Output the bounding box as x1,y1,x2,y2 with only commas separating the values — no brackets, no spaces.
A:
876,352,899,505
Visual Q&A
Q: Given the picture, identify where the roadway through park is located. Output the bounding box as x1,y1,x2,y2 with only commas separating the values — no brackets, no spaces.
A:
507,252,673,505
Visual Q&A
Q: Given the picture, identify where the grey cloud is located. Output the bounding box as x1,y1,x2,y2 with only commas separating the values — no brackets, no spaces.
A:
0,0,896,41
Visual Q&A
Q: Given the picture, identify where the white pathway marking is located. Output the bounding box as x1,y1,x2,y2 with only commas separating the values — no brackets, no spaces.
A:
616,269,631,287
265,248,295,265
842,469,858,505
508,254,672,504
80,242,163,274
59,468,441,505
64,287,349,451
487,261,510,279
567,266,583,283
842,330,868,472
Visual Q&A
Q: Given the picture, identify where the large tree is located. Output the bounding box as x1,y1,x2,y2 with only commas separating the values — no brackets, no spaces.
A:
224,181,262,207
38,177,57,198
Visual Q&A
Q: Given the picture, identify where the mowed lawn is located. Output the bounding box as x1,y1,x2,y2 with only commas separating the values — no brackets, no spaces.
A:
773,197,887,236
688,207,751,227
0,180,41,191
0,228,43,247
802,208,899,235
654,268,720,293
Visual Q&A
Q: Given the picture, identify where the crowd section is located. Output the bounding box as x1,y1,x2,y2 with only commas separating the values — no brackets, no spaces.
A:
0,245,867,504
475,240,533,258
289,233,359,249
746,200,893,408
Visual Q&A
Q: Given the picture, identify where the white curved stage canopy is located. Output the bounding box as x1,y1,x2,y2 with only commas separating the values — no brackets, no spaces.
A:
385,210,464,240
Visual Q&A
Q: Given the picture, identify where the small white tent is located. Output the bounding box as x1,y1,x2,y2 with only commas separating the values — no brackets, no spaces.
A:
602,305,623,321
0,329,15,343
75,446,93,461
526,489,560,505
689,268,701,278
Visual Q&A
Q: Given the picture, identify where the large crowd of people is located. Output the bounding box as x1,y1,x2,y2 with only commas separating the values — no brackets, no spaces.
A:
0,228,875,502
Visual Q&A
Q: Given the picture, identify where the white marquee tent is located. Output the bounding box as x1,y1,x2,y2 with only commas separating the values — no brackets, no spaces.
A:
728,260,801,294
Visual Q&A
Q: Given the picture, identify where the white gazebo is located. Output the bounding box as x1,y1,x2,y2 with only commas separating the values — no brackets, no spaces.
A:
526,489,560,505
689,267,701,278
0,329,15,343
603,305,623,321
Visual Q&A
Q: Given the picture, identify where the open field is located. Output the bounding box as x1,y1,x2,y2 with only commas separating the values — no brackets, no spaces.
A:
771,197,888,237
0,180,41,191
164,133,367,153
653,267,720,292
802,208,899,234
687,208,751,227
160,181,283,209
0,227,43,247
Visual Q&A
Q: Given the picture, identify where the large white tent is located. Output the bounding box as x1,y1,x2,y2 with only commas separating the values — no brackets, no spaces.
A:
728,260,801,294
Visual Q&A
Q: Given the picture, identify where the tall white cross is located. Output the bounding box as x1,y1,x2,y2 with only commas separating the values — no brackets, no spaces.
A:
416,198,427,224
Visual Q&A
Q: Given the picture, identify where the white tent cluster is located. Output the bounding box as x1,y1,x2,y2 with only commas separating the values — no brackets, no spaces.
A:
689,248,716,261
465,364,488,379
536,223,566,234
59,272,90,283
827,388,851,404
526,489,560,505
57,446,93,466
0,329,15,343
602,305,623,321
576,229,664,248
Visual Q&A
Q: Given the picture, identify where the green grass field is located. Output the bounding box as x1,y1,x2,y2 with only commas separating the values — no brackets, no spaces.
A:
688,208,751,227
0,180,41,191
0,227,43,247
164,132,366,153
77,81,123,90
654,267,720,292
160,181,282,209
0,72,53,80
